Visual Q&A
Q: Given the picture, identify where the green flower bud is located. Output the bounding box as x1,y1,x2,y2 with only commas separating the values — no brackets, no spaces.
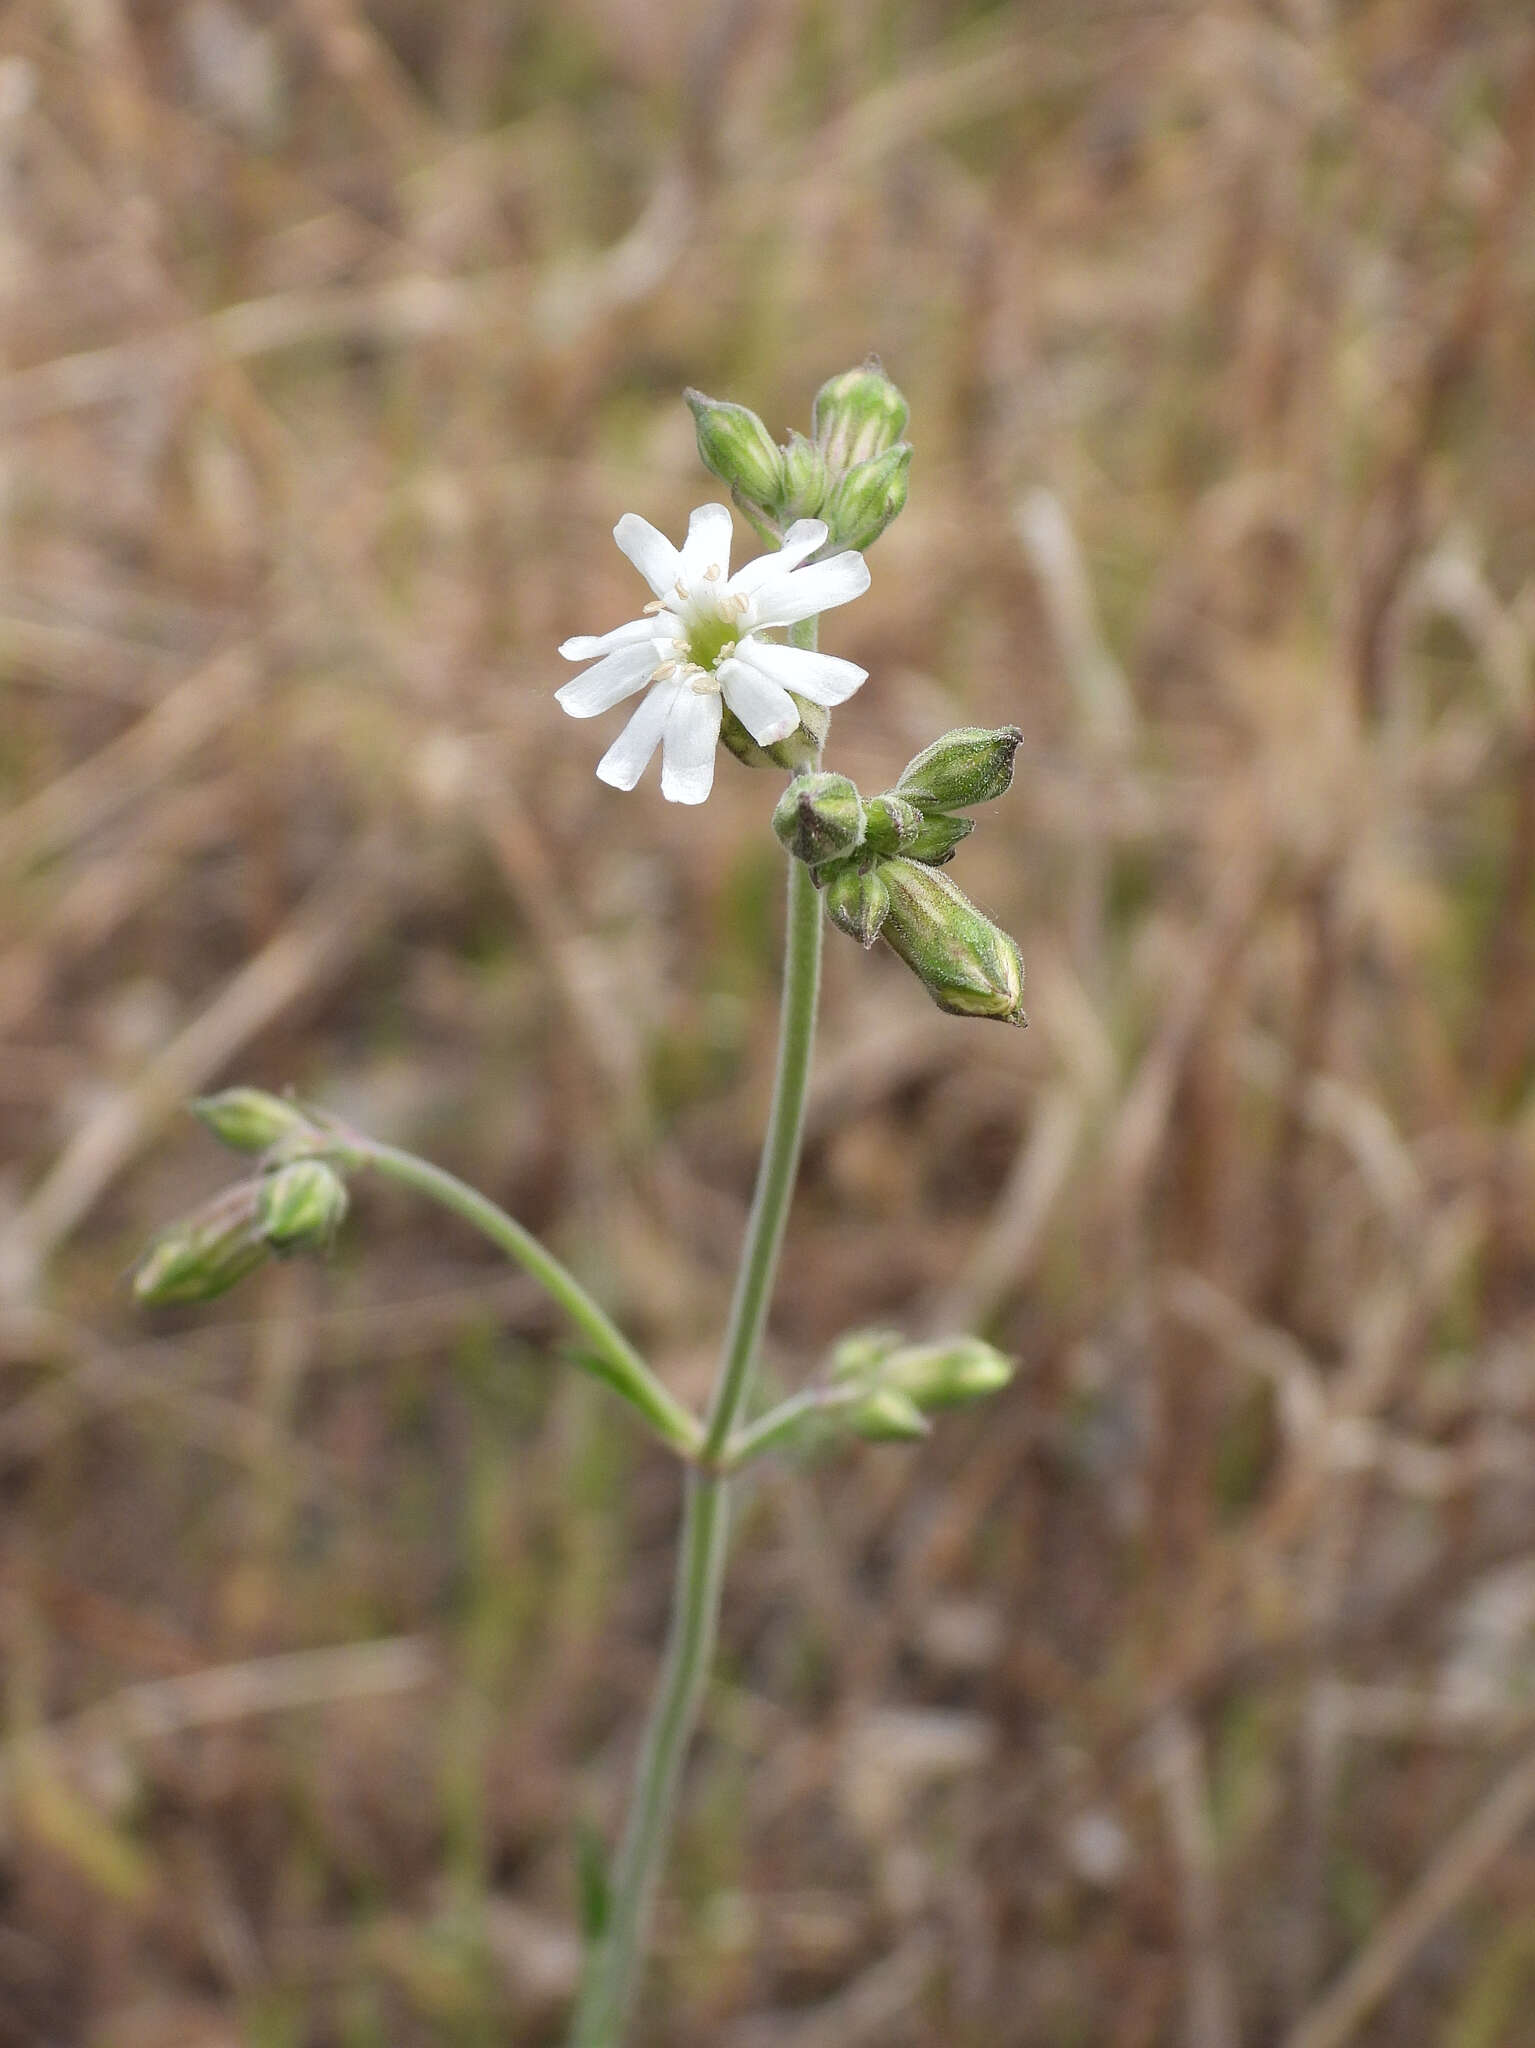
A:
812,356,911,474
684,389,785,516
133,1181,272,1305
902,811,974,865
772,771,865,867
779,430,828,522
819,443,911,553
879,859,1027,1025
862,793,922,857
894,725,1024,812
191,1088,316,1155
847,1386,930,1442
824,863,890,948
828,1328,903,1382
884,1337,1015,1410
256,1158,349,1252
720,697,829,774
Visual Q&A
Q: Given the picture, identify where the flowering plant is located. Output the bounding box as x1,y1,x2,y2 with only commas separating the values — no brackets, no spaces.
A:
135,361,1026,2045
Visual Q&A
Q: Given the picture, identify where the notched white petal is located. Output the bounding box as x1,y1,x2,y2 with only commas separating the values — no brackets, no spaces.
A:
660,688,723,805
749,550,871,630
733,637,867,708
559,617,660,661
555,643,659,718
717,658,801,746
614,513,683,598
595,678,680,789
728,518,828,596
678,503,734,586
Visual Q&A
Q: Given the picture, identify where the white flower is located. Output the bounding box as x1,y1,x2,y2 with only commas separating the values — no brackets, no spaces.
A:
557,504,871,804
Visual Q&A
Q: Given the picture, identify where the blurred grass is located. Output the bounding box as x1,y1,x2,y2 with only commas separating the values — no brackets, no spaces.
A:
6,0,1535,2041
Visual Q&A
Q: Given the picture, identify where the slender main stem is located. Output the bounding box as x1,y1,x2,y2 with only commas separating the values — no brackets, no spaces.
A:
354,1139,703,1460
570,629,826,2046
703,846,824,1460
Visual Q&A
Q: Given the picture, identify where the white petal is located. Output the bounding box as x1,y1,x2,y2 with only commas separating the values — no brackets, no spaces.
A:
660,688,723,805
595,679,679,789
678,503,733,585
559,617,662,661
613,513,682,597
728,519,828,597
717,658,801,745
749,550,871,630
731,636,867,708
555,643,659,718
780,517,830,555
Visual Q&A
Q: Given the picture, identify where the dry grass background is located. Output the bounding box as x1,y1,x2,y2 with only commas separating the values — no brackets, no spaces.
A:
5,0,1535,2040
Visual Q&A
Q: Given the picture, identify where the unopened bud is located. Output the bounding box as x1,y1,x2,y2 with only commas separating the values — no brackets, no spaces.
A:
847,1386,930,1442
256,1159,349,1252
773,772,864,866
812,356,911,473
819,443,911,553
722,697,829,775
884,1337,1015,1410
133,1181,271,1305
684,390,785,515
824,864,890,948
902,811,974,865
829,1328,903,1382
192,1088,316,1155
862,793,922,857
778,430,828,522
894,725,1023,812
879,859,1027,1025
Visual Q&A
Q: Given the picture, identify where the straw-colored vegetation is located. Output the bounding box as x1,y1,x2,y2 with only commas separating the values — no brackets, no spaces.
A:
5,0,1535,2040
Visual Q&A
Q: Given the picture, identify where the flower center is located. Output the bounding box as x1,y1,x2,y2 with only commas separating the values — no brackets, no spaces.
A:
681,607,740,675
647,571,751,693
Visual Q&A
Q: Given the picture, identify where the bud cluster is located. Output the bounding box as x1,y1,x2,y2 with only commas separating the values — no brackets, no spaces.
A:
133,1091,352,1306
685,356,912,556
771,726,1027,1025
829,1328,1015,1442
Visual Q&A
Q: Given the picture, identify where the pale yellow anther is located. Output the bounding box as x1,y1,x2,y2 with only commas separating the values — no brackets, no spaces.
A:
642,598,665,615
652,661,678,681
674,578,689,601
703,563,721,581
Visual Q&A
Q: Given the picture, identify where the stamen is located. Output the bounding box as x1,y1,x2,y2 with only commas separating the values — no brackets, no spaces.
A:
703,563,721,581
651,661,678,681
718,641,737,661
726,592,750,620
674,578,689,601
642,599,665,615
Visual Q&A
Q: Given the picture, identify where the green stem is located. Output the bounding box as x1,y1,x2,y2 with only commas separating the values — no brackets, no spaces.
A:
703,848,823,1460
719,1381,857,1472
354,1139,702,1461
570,624,826,2047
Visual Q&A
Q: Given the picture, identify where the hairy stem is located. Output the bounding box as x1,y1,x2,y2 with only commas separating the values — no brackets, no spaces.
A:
570,622,825,2046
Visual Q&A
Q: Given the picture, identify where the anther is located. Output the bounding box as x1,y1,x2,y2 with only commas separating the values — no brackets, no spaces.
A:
703,563,721,581
651,661,678,681
642,599,665,615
